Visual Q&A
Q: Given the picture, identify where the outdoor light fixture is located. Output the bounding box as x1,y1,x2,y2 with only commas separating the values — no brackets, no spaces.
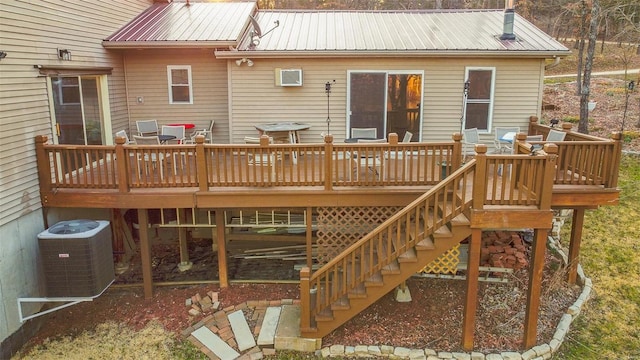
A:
57,48,71,61
0,51,7,60
235,58,253,67
550,118,559,127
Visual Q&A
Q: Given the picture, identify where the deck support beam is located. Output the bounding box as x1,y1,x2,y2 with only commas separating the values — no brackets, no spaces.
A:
215,210,229,288
523,228,547,348
462,228,481,350
567,208,585,284
138,209,154,299
177,208,192,271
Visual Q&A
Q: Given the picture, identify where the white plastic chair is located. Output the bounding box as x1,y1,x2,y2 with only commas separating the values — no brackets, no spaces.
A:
351,127,377,139
462,128,480,161
161,125,186,144
546,129,566,142
402,131,413,143
187,120,215,144
136,119,159,136
244,136,278,180
133,135,165,179
494,127,520,153
114,130,133,144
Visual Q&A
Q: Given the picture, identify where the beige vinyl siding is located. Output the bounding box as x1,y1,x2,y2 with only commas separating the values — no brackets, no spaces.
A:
123,49,230,143
228,57,544,145
0,0,151,228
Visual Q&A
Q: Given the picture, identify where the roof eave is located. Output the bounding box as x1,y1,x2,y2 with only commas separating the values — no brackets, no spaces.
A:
214,49,572,59
102,40,239,49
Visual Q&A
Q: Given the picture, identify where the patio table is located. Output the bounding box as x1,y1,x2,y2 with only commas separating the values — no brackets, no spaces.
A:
254,122,311,164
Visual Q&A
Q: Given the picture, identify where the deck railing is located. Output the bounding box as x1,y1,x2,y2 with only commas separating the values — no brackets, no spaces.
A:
524,116,622,188
35,133,462,192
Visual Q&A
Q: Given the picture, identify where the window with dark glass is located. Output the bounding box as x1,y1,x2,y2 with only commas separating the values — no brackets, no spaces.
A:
464,68,494,132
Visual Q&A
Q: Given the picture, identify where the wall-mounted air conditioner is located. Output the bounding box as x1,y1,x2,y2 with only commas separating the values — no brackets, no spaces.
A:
275,68,303,87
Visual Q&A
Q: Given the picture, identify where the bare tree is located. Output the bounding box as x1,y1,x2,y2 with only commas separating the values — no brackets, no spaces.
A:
578,0,600,134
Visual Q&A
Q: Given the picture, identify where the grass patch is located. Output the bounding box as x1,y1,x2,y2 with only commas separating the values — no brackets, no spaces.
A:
555,154,640,359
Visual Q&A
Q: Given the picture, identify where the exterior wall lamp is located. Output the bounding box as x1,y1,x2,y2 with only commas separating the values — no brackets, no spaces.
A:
235,58,253,67
0,51,7,60
57,48,71,61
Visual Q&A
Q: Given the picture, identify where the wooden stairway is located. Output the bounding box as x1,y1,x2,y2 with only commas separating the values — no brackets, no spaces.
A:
301,167,475,338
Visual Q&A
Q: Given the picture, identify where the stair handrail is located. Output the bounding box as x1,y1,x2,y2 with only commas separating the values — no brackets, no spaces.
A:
300,160,476,332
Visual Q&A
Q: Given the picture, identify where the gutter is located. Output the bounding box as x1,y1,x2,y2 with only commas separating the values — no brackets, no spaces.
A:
545,56,562,70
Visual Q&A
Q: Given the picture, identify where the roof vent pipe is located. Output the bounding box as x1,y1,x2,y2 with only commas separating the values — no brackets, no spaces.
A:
500,8,516,40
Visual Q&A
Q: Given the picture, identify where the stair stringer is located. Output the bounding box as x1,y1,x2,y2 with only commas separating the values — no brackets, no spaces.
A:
305,221,472,339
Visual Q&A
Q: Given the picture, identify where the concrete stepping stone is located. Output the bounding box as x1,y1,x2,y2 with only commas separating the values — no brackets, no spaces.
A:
228,309,256,351
257,306,282,346
192,326,240,360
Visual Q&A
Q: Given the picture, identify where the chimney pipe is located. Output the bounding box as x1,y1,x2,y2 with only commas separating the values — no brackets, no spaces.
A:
500,8,516,40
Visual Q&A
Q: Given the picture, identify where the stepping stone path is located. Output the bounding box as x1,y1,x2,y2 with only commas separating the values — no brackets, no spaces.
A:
183,295,302,360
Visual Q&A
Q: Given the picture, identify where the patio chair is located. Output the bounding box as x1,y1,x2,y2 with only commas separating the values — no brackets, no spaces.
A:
494,126,520,154
546,129,566,142
352,138,385,179
244,136,278,180
161,125,186,144
133,135,166,179
526,135,544,142
351,127,377,139
186,120,215,144
462,128,480,161
136,119,159,136
402,131,413,143
114,130,133,144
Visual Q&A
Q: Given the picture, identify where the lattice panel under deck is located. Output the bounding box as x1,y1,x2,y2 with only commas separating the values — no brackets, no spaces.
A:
420,244,461,275
316,206,403,264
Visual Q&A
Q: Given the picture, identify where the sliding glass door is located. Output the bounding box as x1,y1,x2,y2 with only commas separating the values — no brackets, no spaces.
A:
348,71,422,140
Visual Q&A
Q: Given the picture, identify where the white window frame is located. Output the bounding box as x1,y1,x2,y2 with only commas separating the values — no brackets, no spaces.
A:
463,67,496,133
167,65,193,104
58,77,81,105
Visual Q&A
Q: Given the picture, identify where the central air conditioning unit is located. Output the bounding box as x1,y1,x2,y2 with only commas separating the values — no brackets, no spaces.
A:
275,68,303,87
38,219,114,297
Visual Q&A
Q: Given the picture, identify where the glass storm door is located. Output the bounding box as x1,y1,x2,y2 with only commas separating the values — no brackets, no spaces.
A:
51,76,105,145
349,72,422,140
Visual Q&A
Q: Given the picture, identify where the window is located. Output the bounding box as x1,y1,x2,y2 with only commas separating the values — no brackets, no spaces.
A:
167,65,193,104
463,67,495,132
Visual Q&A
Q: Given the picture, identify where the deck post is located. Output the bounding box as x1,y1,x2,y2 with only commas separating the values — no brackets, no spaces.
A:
299,267,312,333
567,208,585,284
195,136,208,192
324,134,334,191
523,228,547,348
462,228,482,350
540,144,558,210
114,136,130,193
451,132,462,170
138,209,154,299
528,115,539,135
306,207,314,271
472,145,488,210
177,208,191,270
608,132,623,188
215,210,229,288
35,136,52,203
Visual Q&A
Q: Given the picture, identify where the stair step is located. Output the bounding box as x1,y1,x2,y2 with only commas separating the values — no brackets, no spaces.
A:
381,259,401,275
415,236,435,250
348,283,367,298
191,326,240,360
365,271,384,286
228,309,257,351
398,247,417,262
316,307,334,321
451,213,470,227
331,295,350,310
434,225,453,238
257,306,282,346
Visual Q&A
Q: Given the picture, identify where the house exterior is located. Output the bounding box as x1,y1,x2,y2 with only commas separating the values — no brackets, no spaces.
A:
0,0,576,356
102,2,570,144
0,0,152,356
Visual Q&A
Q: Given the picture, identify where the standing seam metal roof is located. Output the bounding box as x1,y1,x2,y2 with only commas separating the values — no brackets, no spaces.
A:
102,3,568,56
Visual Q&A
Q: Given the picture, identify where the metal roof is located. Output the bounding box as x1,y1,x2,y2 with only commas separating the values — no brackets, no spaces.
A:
226,9,569,57
103,1,257,48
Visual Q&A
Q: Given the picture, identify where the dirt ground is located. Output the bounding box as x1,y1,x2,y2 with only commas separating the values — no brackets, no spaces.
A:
19,232,580,355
